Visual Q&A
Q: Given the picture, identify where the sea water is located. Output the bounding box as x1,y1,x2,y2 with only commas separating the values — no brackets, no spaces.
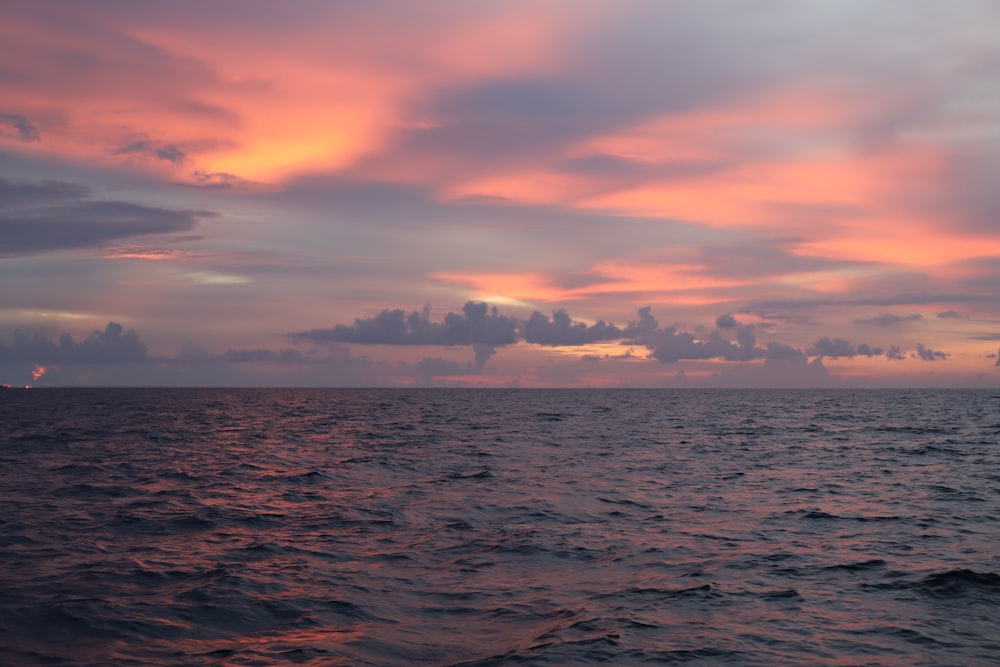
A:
1,388,998,665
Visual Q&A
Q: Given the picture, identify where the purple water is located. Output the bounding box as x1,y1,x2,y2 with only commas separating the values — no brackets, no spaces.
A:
1,388,998,665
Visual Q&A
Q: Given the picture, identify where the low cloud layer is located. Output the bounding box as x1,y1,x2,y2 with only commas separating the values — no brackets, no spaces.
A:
288,302,519,369
287,303,944,374
2,303,992,386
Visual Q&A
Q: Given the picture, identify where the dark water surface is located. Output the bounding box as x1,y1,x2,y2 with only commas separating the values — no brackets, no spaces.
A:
1,388,998,665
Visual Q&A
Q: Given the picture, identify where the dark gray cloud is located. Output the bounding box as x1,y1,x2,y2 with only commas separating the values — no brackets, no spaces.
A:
521,309,622,346
937,310,965,319
0,113,40,141
853,313,924,327
0,178,213,256
291,301,971,374
114,139,187,163
764,341,806,362
0,322,150,365
623,307,764,363
913,343,948,362
715,313,738,329
808,337,885,359
288,302,519,368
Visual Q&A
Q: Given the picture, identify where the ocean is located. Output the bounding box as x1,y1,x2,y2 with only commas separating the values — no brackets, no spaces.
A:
0,388,997,666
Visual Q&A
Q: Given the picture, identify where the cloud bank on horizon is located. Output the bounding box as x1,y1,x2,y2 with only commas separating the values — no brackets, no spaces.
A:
1,1,999,387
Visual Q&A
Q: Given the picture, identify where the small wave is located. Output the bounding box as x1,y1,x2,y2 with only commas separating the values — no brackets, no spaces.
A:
263,470,329,484
919,569,1000,597
622,584,718,599
823,559,887,572
447,469,493,480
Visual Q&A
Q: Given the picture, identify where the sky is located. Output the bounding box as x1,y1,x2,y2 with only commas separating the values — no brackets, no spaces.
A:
2,0,1000,388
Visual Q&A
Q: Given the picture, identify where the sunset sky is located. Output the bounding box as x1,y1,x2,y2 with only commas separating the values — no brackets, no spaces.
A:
2,1,1000,387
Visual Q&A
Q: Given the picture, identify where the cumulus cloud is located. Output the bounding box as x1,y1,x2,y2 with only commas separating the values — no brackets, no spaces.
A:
0,178,214,256
937,310,965,319
521,309,622,345
764,341,807,361
0,322,150,365
715,313,738,329
853,313,924,327
290,302,519,346
623,307,765,363
286,302,967,378
808,337,885,359
288,301,519,368
913,343,948,362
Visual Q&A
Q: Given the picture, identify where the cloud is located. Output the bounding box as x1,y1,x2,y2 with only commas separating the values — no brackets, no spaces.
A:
886,345,905,361
183,170,258,190
581,348,636,363
853,313,924,327
913,343,948,362
113,139,187,163
995,349,1000,367
288,301,519,368
808,337,885,359
521,309,622,345
290,301,518,346
936,310,965,319
0,178,89,206
0,322,150,365
623,307,764,363
0,113,41,142
715,313,738,329
0,178,214,257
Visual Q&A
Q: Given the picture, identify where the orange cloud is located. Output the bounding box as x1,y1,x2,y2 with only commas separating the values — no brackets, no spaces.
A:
0,4,603,185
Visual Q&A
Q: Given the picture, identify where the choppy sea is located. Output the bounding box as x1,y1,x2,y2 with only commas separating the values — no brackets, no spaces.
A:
1,388,998,666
